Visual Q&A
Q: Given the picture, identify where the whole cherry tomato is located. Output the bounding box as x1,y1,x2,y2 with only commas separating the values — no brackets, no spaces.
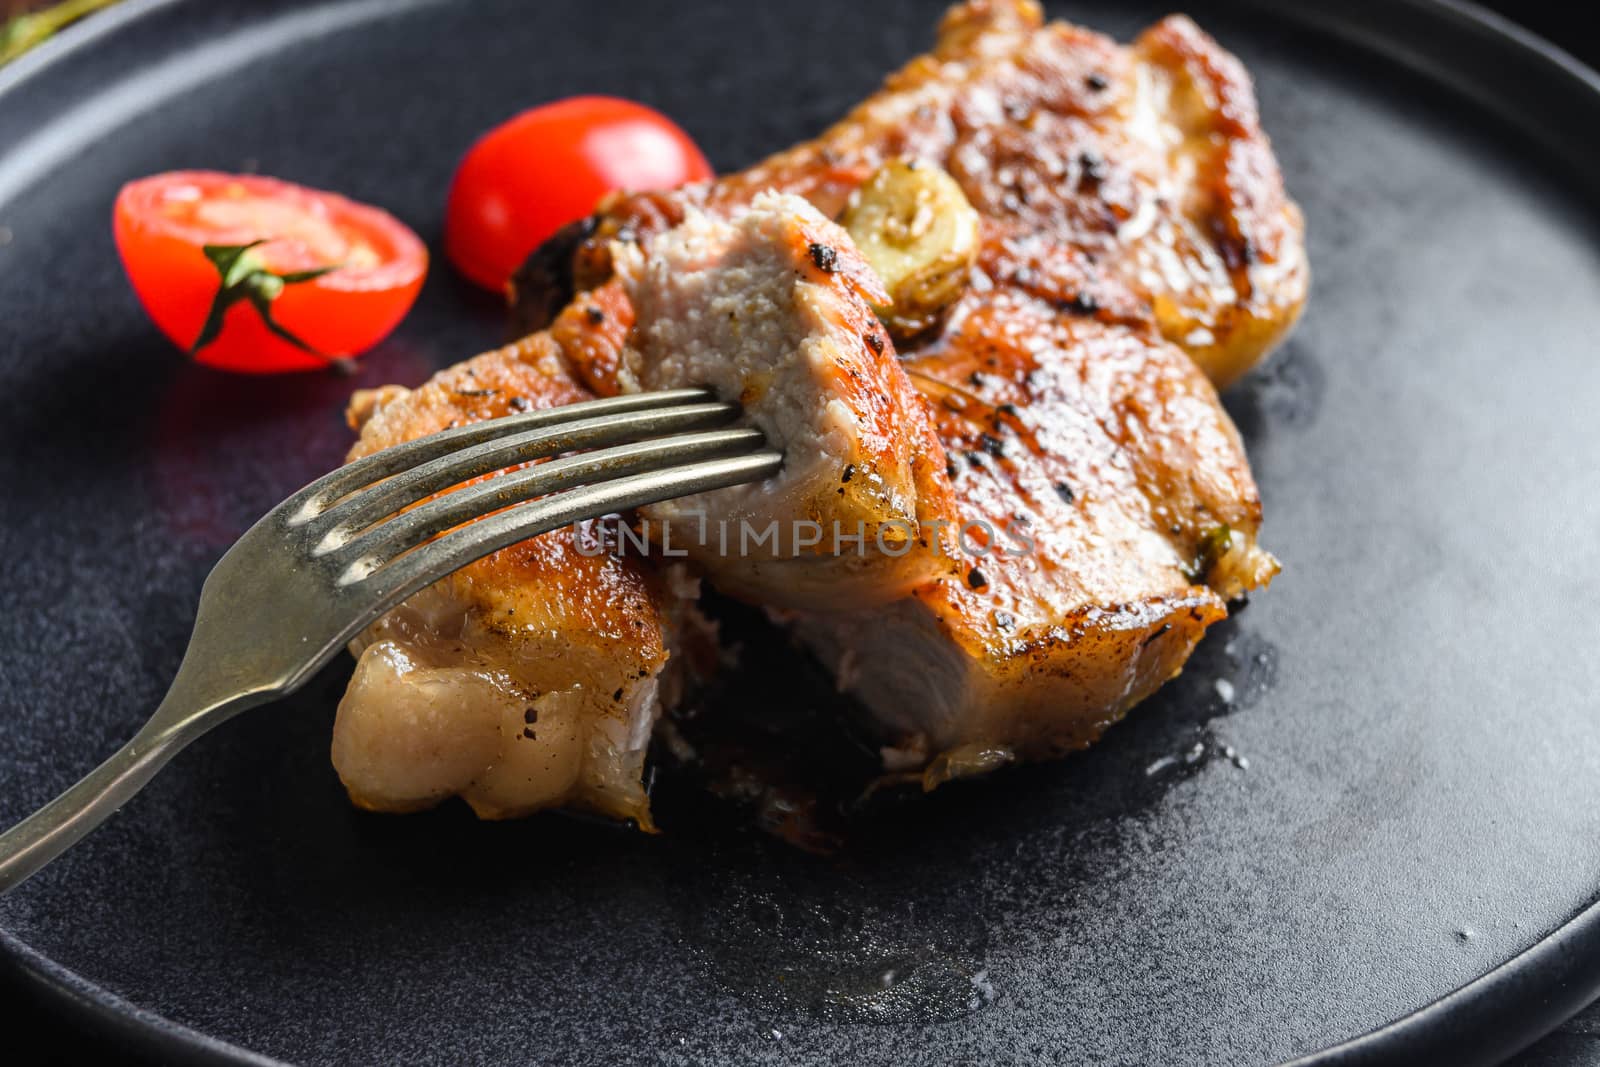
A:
114,171,428,374
445,96,713,292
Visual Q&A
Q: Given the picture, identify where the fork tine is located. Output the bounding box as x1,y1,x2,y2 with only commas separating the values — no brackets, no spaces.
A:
327,428,768,570
338,450,783,598
282,388,716,526
306,401,741,548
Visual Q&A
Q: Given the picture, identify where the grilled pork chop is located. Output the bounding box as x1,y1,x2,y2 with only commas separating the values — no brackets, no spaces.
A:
615,192,957,609
334,0,1299,822
531,208,1277,786
331,335,711,825
507,0,1288,779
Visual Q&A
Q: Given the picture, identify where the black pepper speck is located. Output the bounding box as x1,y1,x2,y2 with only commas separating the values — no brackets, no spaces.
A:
1078,150,1108,183
1059,292,1099,315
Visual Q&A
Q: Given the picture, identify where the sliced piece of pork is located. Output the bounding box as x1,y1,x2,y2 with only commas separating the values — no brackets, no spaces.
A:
789,289,1277,783
613,192,957,610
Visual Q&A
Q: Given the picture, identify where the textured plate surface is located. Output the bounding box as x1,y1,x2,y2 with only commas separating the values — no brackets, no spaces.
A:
1,1,1598,1064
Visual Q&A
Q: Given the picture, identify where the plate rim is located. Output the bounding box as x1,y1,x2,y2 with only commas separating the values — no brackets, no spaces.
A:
1,0,1596,1063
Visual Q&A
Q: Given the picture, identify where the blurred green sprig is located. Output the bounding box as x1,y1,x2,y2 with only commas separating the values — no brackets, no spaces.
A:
1,0,121,66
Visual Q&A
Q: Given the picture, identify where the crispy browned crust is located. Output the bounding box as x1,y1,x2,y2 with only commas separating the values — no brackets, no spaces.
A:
338,335,679,824
788,269,1275,770
515,0,1306,387
852,283,1274,764
347,334,670,658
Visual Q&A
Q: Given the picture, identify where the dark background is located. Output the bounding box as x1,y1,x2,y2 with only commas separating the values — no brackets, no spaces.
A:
2,0,1597,1064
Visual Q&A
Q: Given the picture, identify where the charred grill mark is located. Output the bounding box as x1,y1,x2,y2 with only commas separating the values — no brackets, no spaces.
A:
1055,291,1100,315
1221,232,1259,271
508,215,599,335
1077,149,1108,186
1212,215,1260,300
808,242,839,273
1141,623,1172,648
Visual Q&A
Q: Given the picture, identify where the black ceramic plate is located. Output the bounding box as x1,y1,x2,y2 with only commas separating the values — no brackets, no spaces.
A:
2,0,1598,1063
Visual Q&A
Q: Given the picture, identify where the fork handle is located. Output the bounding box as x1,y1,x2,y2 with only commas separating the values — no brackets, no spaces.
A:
0,687,258,893
0,731,182,893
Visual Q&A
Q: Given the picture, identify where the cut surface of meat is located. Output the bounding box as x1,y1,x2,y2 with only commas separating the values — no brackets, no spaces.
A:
615,191,957,609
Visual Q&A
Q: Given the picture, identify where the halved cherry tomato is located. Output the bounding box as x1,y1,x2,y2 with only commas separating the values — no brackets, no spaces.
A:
445,96,713,292
114,172,428,374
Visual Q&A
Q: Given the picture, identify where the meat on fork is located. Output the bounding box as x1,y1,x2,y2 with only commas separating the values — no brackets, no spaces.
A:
614,192,957,610
330,335,710,826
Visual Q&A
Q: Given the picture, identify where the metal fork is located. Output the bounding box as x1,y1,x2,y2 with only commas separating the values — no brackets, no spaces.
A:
0,388,779,893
